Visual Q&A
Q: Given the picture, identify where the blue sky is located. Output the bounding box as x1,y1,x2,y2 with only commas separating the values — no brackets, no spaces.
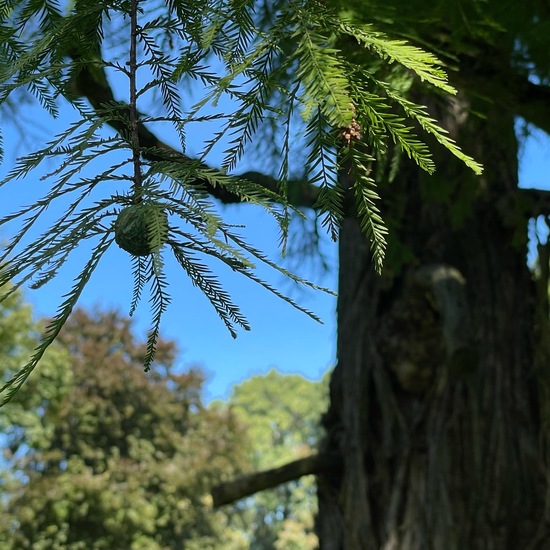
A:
0,98,548,401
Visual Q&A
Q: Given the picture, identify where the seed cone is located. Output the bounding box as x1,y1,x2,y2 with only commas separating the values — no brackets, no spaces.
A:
114,204,168,256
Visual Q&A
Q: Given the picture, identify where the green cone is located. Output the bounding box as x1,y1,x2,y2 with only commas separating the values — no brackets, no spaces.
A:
114,204,168,256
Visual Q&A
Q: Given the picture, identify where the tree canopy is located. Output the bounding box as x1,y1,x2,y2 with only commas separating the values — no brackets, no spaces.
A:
0,295,330,548
1,306,249,549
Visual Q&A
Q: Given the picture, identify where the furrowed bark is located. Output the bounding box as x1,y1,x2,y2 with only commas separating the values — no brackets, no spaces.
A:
317,79,548,548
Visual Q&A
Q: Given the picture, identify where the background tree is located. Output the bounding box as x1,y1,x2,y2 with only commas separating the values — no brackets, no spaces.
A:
222,369,330,549
1,308,249,550
0,288,72,522
1,300,329,548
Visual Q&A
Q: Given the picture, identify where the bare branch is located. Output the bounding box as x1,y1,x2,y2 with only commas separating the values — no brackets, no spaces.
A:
518,188,550,218
514,79,550,137
453,59,550,137
211,453,341,507
70,55,319,208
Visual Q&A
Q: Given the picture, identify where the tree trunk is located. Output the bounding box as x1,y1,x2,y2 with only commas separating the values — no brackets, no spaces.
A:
317,61,550,548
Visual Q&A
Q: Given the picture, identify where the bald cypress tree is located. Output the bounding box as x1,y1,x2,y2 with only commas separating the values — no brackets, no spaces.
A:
2,1,550,548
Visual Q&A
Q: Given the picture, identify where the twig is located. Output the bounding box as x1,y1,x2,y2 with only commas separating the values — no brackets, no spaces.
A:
129,0,143,196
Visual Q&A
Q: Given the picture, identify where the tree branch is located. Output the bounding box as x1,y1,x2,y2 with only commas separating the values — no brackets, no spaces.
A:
514,78,550,137
128,0,143,195
211,453,341,507
518,188,550,218
453,58,550,137
70,55,319,208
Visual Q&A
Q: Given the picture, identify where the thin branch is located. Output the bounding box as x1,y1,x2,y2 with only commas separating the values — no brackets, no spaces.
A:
495,188,550,224
128,0,143,195
514,78,550,137
211,452,341,507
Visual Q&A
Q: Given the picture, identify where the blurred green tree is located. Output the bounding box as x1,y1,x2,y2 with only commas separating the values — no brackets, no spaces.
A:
0,290,72,500
0,307,249,550
222,369,330,549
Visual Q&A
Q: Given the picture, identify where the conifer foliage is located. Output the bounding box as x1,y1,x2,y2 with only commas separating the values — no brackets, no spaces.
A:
0,0,481,404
